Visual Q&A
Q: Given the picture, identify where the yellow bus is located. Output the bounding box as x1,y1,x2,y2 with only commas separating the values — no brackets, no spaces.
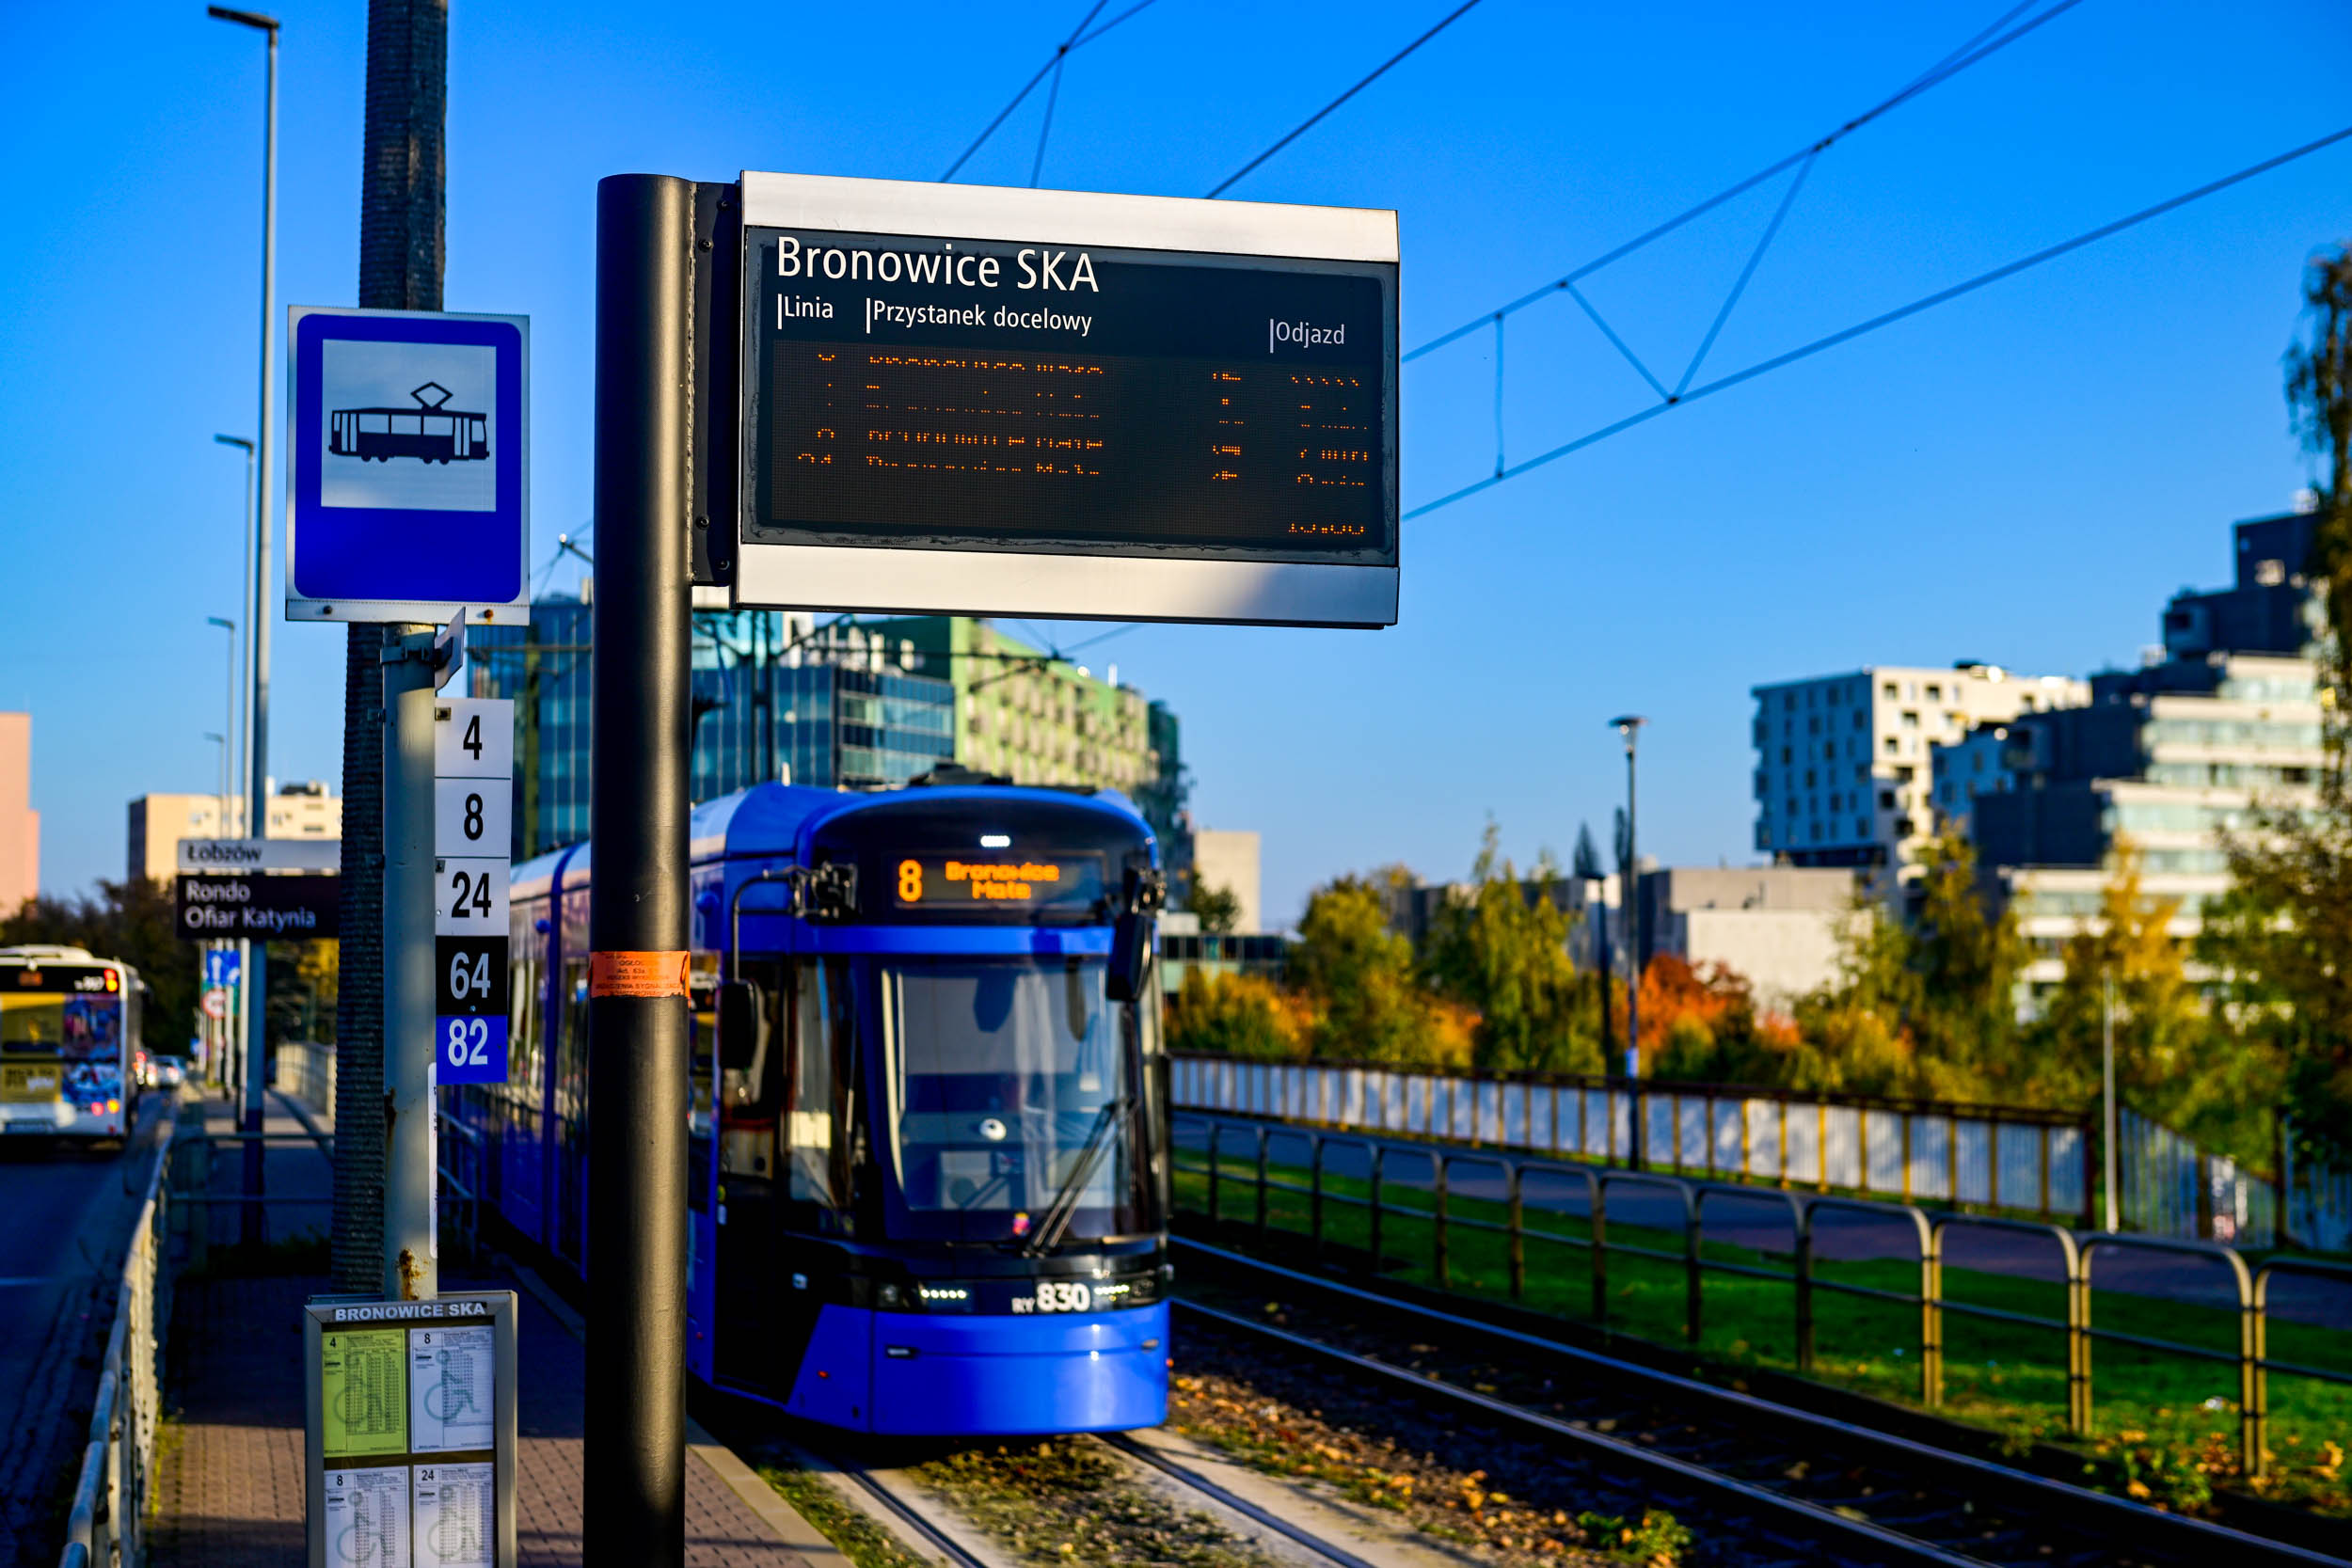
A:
0,945,140,1144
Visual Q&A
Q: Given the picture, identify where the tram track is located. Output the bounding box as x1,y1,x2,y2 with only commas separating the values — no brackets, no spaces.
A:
1172,1238,2348,1568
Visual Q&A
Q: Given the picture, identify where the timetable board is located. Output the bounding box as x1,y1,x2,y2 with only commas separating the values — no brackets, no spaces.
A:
732,172,1400,628
306,1292,517,1568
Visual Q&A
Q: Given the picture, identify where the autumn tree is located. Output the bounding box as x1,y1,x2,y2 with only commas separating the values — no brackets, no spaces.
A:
1188,880,1242,937
1423,822,1598,1075
1289,871,1463,1065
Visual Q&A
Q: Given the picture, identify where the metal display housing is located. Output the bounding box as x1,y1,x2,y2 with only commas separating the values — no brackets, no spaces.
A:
733,171,1400,628
284,306,532,626
304,1290,519,1568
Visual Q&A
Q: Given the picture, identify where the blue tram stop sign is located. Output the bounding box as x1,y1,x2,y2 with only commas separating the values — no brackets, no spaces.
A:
284,307,530,626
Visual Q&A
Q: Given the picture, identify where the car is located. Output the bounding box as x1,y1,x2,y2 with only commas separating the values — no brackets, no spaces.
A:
143,1054,186,1091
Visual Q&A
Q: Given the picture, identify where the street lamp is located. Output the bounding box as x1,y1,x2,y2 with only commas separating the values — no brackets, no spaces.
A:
206,615,238,832
210,2,279,1242
1609,715,1646,1166
1608,716,1646,1073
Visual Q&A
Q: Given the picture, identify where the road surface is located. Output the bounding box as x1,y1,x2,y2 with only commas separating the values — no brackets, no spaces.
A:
0,1093,169,1568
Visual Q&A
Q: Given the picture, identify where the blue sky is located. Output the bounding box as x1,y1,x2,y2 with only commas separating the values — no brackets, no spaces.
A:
2,0,2346,922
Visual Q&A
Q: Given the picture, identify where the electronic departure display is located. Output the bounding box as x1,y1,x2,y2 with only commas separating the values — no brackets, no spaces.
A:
731,173,1400,628
889,854,1106,916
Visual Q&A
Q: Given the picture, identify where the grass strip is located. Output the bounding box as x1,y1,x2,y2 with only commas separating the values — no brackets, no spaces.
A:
915,1439,1279,1567
755,1462,931,1568
1178,1161,2352,1515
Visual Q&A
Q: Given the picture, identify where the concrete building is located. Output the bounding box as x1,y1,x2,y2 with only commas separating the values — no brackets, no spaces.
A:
126,781,341,885
1389,863,1856,1014
1752,662,2088,888
0,714,35,912
1629,865,1858,1014
1186,830,1263,935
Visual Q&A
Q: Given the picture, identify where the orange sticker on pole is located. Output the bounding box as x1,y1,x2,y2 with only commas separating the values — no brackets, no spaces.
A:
588,950,691,999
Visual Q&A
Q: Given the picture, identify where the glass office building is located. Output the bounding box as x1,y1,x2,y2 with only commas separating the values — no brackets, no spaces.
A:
466,598,956,859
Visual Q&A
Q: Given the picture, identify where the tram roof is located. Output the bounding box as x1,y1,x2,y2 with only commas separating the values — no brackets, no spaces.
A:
512,781,1151,897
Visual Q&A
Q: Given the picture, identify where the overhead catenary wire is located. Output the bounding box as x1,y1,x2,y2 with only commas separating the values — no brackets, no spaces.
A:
1206,0,1485,198
1405,121,2352,519
941,0,1164,183
1404,0,2088,362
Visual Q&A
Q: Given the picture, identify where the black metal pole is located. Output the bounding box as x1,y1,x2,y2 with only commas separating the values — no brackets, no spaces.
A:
586,172,693,1568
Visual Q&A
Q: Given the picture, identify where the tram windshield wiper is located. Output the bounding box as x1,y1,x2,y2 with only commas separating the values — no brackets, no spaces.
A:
1020,1095,1133,1259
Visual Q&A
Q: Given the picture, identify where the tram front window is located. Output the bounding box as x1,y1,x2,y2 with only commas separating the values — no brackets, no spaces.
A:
882,958,1142,1244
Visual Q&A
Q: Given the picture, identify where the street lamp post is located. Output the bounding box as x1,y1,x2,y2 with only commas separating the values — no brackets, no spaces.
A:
204,727,230,1088
210,4,279,1248
1609,715,1647,1166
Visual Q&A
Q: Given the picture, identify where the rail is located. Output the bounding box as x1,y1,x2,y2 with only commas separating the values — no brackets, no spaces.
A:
1176,1109,2352,1481
56,1120,174,1568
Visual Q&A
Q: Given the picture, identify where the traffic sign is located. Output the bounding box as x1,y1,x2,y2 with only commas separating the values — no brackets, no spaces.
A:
180,837,342,874
284,307,531,625
200,988,229,1022
732,173,1400,628
203,949,243,987
434,698,513,1082
177,875,342,940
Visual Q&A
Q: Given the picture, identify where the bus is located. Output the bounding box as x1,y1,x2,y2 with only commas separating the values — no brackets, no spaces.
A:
444,777,1172,1435
0,946,140,1144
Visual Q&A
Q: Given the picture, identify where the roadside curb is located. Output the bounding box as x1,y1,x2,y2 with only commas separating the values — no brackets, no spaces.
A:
503,1258,848,1564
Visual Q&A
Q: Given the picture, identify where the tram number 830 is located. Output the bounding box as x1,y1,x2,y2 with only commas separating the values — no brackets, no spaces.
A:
1015,1281,1093,1314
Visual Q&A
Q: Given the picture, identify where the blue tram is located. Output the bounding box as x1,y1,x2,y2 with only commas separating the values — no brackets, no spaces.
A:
450,777,1171,1434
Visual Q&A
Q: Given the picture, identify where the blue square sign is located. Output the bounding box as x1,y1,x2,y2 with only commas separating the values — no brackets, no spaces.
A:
285,307,529,624
437,1014,509,1085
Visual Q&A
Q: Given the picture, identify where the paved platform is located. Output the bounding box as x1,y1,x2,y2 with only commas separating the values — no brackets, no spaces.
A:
151,1265,819,1567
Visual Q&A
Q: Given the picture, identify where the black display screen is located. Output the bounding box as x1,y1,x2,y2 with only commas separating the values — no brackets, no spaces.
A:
741,228,1396,564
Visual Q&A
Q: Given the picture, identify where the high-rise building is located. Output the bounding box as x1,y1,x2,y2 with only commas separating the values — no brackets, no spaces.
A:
857,617,1189,857
126,781,341,885
1960,652,2325,989
2160,511,2327,660
1751,663,2088,887
0,714,36,912
466,596,959,859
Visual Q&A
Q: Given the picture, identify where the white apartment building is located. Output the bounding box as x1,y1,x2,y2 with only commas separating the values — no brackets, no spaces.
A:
1751,663,2088,890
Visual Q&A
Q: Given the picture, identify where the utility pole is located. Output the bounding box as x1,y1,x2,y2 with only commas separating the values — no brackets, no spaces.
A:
207,3,278,1247
588,173,694,1567
2102,972,2120,1232
1610,716,1646,1167
334,0,447,1292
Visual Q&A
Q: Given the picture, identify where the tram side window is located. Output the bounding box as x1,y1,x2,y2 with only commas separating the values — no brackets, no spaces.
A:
719,959,782,1183
785,957,854,1233
510,955,543,1113
557,959,590,1127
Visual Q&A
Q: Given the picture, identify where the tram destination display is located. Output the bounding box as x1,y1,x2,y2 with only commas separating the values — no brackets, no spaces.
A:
734,173,1399,628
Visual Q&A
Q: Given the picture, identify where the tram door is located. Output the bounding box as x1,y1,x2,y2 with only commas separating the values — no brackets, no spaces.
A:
715,958,853,1397
715,962,787,1392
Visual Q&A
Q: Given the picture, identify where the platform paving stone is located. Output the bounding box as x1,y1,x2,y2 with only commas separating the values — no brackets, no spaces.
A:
152,1268,814,1567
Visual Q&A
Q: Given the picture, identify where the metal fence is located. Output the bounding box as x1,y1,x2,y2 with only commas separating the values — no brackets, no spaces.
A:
1172,1054,2093,1224
272,1039,336,1117
1173,1109,2352,1483
2284,1133,2352,1255
2117,1107,2279,1247
58,1122,175,1568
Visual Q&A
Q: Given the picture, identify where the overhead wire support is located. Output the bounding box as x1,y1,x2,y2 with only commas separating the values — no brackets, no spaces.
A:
941,0,1163,182
1402,0,2088,363
1206,0,1486,198
1404,120,2352,520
